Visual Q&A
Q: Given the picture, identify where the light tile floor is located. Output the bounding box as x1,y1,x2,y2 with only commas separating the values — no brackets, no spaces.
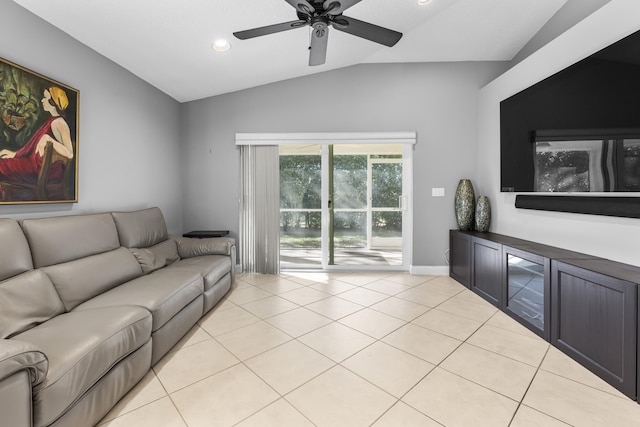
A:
98,272,640,426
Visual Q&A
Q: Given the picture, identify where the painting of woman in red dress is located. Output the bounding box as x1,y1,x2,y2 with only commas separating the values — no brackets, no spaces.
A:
0,58,78,204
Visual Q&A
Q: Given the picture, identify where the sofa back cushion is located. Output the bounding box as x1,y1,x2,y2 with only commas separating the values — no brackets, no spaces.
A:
112,207,169,248
21,213,120,268
130,239,180,274
42,247,143,311
0,270,65,338
0,219,33,282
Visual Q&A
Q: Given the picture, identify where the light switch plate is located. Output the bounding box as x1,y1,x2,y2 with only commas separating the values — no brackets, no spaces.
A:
432,188,445,197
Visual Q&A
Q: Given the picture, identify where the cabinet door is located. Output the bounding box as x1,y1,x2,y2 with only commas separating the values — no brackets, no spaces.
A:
503,247,550,340
471,238,502,306
551,261,637,399
449,231,471,288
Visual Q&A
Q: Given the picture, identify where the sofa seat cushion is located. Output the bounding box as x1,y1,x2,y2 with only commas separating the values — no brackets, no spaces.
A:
167,255,231,292
74,270,203,332
14,306,151,427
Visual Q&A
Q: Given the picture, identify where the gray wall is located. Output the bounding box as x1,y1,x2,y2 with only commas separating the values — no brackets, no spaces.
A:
0,2,184,233
181,61,507,269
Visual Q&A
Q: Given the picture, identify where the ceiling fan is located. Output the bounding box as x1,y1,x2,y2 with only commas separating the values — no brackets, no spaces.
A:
233,0,403,66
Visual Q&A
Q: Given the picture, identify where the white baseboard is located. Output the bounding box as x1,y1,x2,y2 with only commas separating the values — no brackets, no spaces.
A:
236,264,450,276
410,265,450,276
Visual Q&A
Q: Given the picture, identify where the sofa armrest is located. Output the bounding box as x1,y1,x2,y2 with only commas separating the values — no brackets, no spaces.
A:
0,339,48,387
172,236,235,258
0,339,48,427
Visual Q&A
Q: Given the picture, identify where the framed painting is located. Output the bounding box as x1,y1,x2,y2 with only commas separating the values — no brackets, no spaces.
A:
0,57,78,204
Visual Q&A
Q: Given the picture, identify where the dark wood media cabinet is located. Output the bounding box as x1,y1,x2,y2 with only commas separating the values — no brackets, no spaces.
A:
450,230,640,400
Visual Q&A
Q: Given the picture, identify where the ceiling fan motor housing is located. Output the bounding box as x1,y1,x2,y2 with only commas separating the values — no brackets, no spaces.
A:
297,1,341,21
312,15,330,28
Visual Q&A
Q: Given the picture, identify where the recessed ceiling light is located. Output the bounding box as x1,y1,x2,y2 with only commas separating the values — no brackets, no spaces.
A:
418,0,431,4
212,39,231,52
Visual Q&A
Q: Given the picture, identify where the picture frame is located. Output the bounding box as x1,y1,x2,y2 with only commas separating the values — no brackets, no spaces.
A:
0,56,78,204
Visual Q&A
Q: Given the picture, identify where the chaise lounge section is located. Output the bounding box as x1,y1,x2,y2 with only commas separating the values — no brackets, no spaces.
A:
0,207,235,427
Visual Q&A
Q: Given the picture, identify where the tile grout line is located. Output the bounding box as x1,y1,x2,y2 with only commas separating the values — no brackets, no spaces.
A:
108,273,631,426
386,292,536,425
222,274,514,424
230,273,438,426
505,345,560,426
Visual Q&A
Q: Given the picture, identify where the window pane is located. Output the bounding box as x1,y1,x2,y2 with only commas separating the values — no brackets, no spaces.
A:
333,155,367,209
372,163,402,208
334,211,366,249
280,211,321,266
280,155,321,209
280,212,321,246
373,212,402,236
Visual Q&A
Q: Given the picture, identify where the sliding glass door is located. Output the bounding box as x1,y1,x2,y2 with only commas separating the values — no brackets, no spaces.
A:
279,144,322,267
370,158,403,261
279,143,410,270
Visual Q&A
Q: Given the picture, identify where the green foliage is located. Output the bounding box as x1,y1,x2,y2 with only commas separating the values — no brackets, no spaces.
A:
280,155,321,209
279,229,368,249
334,211,365,231
373,163,402,207
0,63,42,148
373,211,402,232
333,155,367,209
280,151,403,232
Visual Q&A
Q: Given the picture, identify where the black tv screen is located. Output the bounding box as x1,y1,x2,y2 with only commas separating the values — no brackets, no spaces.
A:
500,29,640,193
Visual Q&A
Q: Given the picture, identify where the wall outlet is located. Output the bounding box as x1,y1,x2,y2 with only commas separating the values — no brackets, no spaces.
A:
432,188,445,197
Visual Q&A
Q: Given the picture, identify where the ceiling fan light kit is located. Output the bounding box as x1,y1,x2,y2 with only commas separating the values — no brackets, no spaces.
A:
234,0,402,66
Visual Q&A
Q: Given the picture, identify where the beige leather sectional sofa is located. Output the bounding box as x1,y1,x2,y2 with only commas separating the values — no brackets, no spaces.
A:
0,207,236,427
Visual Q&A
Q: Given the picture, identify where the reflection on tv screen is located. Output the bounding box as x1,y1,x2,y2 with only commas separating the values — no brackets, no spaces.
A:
624,140,640,190
534,135,640,192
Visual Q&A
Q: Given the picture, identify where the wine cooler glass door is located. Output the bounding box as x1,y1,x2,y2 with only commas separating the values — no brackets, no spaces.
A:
507,254,545,334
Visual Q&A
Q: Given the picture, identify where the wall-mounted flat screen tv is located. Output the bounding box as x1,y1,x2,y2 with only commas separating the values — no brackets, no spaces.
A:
500,29,640,193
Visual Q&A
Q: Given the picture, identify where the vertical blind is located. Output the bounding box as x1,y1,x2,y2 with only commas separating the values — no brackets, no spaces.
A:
239,145,280,273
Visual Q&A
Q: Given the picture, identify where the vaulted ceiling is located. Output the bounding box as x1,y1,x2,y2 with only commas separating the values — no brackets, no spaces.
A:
13,0,568,102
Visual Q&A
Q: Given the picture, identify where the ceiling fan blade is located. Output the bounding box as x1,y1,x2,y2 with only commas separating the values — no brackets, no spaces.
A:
323,0,362,15
309,23,329,66
332,16,402,47
234,20,307,40
285,0,315,15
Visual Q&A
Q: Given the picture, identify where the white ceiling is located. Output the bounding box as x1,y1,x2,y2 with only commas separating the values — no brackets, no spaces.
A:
12,0,567,103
